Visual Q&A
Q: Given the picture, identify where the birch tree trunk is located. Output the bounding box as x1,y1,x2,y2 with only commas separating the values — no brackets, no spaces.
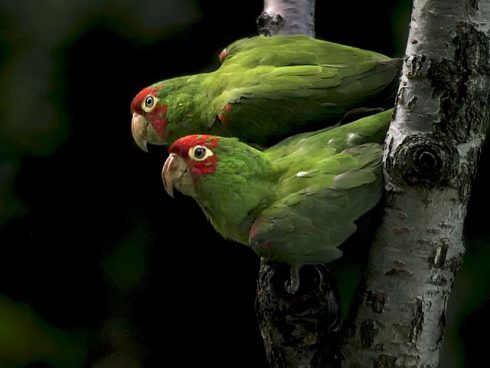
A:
342,1,490,367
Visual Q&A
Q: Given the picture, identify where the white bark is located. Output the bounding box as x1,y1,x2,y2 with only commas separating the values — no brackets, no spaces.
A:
342,1,490,366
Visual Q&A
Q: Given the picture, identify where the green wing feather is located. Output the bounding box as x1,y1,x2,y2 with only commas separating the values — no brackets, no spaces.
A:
221,35,390,67
203,35,400,144
248,110,392,264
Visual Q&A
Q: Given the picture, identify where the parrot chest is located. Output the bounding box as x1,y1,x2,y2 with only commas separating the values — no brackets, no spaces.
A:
197,199,256,245
196,176,275,246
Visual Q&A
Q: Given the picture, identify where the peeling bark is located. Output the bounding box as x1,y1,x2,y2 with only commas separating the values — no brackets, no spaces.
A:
257,0,315,36
342,1,490,367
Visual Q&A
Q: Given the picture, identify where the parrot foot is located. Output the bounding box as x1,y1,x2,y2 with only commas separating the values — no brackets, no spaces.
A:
284,264,302,294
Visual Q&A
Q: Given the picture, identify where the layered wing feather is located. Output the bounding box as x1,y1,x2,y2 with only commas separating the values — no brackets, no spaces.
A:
204,36,400,144
220,35,390,67
248,110,392,264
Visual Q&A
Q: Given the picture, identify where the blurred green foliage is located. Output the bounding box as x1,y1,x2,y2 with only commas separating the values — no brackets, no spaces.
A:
0,296,85,367
102,224,151,292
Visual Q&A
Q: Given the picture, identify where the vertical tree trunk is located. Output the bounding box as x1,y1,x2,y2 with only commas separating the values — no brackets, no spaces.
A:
341,1,490,367
254,1,344,367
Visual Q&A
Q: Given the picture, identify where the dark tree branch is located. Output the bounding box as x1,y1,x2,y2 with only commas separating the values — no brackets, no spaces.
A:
256,263,341,368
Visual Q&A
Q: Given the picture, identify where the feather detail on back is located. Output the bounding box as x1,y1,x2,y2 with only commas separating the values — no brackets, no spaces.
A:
204,36,399,144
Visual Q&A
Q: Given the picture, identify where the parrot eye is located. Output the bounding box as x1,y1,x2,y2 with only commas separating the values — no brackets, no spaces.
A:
141,94,159,113
189,145,214,161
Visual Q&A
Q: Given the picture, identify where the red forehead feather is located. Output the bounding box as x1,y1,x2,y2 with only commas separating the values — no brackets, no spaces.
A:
169,135,220,157
130,85,163,113
169,135,221,177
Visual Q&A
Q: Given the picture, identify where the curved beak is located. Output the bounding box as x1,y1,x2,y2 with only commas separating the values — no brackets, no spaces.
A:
162,153,178,197
131,113,149,152
162,153,197,199
131,113,166,152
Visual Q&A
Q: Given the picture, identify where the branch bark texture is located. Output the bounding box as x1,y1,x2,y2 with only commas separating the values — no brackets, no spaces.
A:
257,0,315,36
256,263,341,368
342,1,490,367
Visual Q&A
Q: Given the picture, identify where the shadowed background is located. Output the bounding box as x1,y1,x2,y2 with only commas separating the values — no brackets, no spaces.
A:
0,1,488,367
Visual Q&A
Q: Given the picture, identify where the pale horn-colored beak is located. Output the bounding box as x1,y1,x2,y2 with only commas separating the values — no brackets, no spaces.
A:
131,113,166,152
162,153,196,199
162,153,176,197
131,113,149,152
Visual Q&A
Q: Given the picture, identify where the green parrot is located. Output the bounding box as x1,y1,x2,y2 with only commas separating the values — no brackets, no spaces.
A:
131,35,400,150
161,109,392,264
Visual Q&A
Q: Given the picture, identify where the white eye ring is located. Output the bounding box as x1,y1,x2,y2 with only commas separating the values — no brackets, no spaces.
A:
189,145,214,161
141,94,159,113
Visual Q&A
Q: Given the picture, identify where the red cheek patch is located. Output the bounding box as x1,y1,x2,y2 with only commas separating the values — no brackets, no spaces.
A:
190,155,219,177
148,105,168,137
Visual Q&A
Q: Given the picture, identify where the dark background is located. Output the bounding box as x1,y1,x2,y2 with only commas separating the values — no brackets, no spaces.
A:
0,1,488,367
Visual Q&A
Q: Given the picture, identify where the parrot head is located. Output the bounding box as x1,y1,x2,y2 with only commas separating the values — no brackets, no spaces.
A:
162,134,221,198
162,134,274,245
130,82,169,151
162,134,266,199
130,76,210,151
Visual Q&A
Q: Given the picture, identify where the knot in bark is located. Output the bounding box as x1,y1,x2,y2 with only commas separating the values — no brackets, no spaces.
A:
389,135,458,188
257,12,284,36
414,149,440,172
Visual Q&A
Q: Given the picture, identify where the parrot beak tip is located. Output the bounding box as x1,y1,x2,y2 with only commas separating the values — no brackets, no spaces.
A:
139,140,149,153
131,113,150,152
162,153,176,198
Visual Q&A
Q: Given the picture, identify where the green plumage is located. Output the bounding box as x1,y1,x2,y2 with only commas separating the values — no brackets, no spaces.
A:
169,110,393,264
135,35,400,146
